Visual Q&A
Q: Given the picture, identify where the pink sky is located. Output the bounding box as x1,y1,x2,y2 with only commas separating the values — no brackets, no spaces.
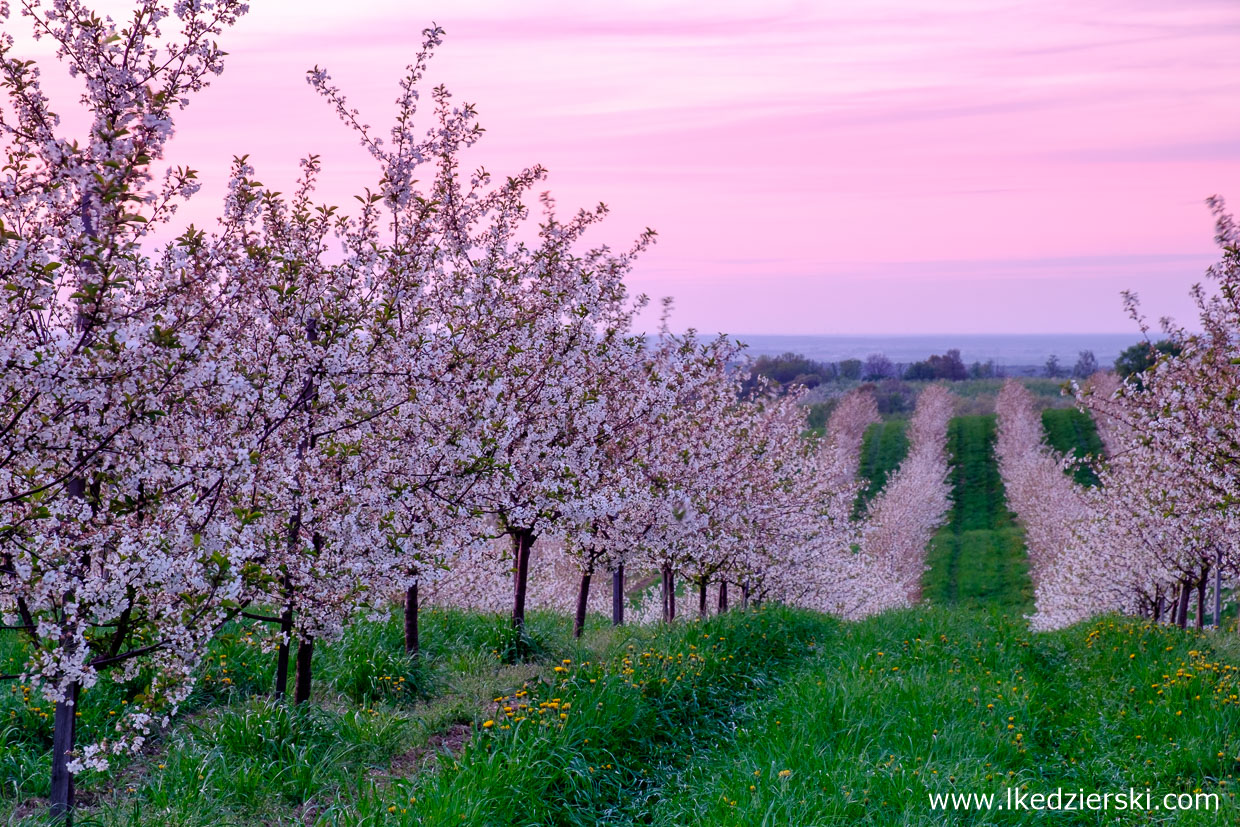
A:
15,0,1240,334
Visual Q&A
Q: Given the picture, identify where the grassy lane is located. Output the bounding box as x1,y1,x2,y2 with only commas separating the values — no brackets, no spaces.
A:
1042,408,1105,487
646,607,1240,826
4,608,832,826
359,608,830,827
1,609,613,825
855,420,910,512
922,415,1032,614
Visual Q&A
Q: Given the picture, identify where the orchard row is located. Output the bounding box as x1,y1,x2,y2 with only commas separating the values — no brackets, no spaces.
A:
997,201,1240,631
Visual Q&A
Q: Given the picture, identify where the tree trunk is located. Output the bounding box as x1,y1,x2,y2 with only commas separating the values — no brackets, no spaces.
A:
274,600,293,697
1215,549,1224,630
404,581,420,656
1176,582,1191,629
611,563,624,627
49,680,80,823
280,320,318,697
1196,572,1207,631
698,576,708,618
573,571,592,639
53,455,86,820
661,563,675,623
511,529,535,631
741,583,750,611
293,636,314,705
1153,590,1164,624
718,581,729,613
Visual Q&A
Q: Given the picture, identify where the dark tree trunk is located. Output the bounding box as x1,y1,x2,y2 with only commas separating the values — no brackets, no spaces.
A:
293,637,314,705
718,581,729,613
574,571,592,639
511,529,535,631
1196,572,1207,631
1176,582,1191,629
660,566,668,622
611,563,624,627
278,320,319,698
741,583,750,611
1215,549,1224,629
661,563,675,623
274,601,293,697
49,680,80,823
1153,590,1164,624
698,576,708,618
52,461,87,820
404,581,420,656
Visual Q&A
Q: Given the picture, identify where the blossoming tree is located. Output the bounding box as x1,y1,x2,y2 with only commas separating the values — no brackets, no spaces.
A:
0,0,254,816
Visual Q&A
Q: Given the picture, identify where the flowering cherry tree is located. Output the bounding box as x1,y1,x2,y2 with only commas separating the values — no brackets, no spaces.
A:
1070,198,1240,629
0,0,254,817
754,388,874,611
630,339,772,621
994,380,1143,630
852,384,953,615
997,200,1240,632
556,320,708,635
776,386,952,619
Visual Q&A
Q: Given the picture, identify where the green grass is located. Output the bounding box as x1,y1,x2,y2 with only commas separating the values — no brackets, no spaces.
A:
856,420,910,511
932,378,1069,402
646,607,1240,825
1042,408,1105,487
0,607,608,825
922,415,1033,613
354,607,831,827
5,601,1239,826
1,606,832,826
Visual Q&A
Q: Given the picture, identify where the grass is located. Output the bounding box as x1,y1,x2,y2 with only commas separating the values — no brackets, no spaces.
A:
3,596,1237,825
645,607,1240,825
1,606,832,826
1042,407,1105,487
84,608,1233,827
856,420,910,511
922,415,1033,614
942,378,1067,402
358,607,831,827
1,608,603,825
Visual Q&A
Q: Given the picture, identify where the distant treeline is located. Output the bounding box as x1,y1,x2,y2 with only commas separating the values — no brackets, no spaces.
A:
746,348,995,389
750,340,1179,394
